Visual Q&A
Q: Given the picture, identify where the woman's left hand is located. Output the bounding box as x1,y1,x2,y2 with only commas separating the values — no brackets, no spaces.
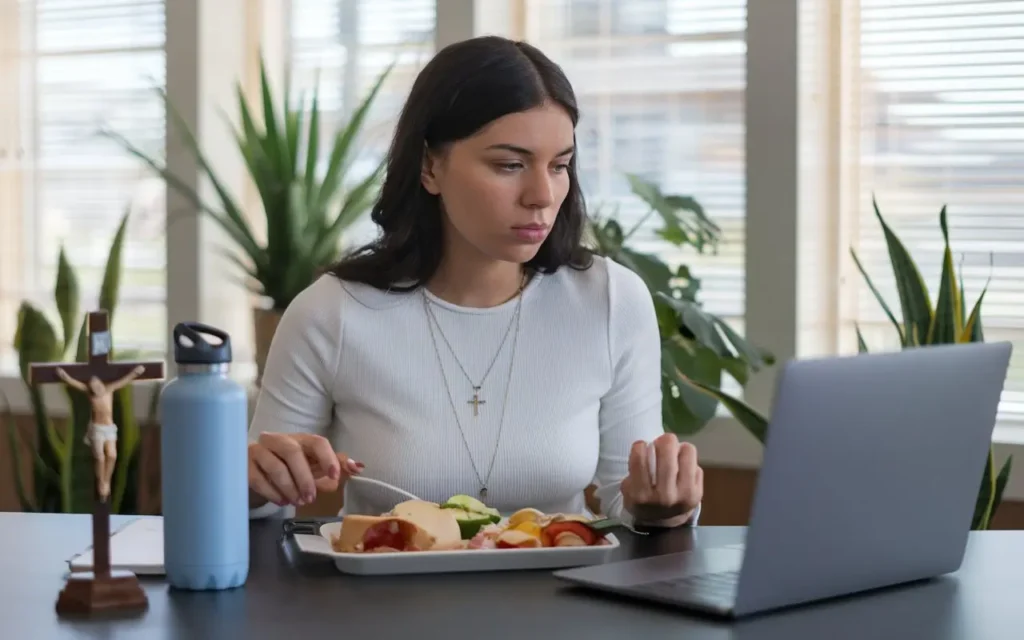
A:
620,433,704,527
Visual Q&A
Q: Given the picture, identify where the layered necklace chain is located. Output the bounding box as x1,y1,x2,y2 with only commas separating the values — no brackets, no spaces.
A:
422,274,527,499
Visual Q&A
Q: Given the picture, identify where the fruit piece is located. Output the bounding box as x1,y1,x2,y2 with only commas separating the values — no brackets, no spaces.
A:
506,507,545,529
553,531,588,546
441,494,501,524
513,521,543,539
447,508,497,539
541,521,601,547
495,529,543,549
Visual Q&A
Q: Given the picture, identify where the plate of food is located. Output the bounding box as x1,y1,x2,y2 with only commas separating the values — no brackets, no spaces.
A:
291,494,622,575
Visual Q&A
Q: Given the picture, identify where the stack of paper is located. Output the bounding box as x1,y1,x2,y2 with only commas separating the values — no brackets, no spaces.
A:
68,516,165,576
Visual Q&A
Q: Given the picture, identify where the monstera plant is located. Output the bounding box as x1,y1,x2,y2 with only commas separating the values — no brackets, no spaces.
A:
589,173,775,436
3,211,160,515
689,199,1011,530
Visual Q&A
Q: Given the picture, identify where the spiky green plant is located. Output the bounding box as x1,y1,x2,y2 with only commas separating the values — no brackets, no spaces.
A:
102,58,391,311
686,200,1011,530
3,210,158,514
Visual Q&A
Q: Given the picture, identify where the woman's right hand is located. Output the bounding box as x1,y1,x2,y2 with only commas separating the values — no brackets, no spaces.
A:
248,432,363,507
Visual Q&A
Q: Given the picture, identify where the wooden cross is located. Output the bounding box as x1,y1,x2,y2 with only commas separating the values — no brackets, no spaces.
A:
28,310,164,616
30,311,164,390
467,386,485,417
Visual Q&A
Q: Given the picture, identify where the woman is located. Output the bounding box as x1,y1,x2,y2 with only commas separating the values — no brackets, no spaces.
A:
247,35,703,528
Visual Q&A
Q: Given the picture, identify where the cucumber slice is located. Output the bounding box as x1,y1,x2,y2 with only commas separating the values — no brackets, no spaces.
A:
441,494,501,524
446,508,495,539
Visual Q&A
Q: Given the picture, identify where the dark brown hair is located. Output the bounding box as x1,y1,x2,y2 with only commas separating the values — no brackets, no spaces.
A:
329,35,593,291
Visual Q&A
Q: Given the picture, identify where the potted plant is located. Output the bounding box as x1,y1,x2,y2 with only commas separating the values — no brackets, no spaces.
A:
102,58,392,385
688,200,1012,530
590,174,775,435
3,211,161,515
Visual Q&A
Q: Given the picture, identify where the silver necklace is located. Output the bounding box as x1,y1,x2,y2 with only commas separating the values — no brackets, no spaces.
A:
421,274,526,417
422,285,525,499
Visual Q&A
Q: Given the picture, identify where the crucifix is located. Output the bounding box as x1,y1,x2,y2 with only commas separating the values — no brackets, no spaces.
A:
29,310,165,617
467,386,485,417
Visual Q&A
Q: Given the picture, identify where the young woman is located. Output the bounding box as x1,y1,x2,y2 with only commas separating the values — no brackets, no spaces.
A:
247,35,703,527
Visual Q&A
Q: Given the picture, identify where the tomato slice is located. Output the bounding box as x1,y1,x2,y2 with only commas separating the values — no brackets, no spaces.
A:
541,521,601,547
362,518,417,551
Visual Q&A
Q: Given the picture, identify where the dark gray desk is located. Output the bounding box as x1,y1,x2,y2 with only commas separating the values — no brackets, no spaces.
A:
1,512,1021,639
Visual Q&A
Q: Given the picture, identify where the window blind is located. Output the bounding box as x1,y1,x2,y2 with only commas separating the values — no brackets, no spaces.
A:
842,0,1024,425
1,0,167,371
522,0,747,330
288,0,435,248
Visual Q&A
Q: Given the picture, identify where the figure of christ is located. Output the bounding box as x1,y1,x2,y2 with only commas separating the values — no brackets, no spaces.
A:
55,365,147,502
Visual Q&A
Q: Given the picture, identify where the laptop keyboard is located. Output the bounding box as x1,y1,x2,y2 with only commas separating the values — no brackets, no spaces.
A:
632,570,740,608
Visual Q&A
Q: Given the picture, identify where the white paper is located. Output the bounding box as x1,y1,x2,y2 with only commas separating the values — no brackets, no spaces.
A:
68,516,165,576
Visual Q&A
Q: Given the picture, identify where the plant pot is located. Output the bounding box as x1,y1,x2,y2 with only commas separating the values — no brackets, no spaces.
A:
253,306,283,387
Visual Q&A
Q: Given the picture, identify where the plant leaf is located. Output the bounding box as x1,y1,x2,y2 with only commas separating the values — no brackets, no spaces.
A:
960,282,989,344
681,377,769,444
102,123,267,275
850,248,904,345
872,196,933,347
927,205,961,344
712,315,770,371
991,455,1013,527
54,246,80,356
655,294,733,359
855,324,869,353
304,78,322,206
316,62,393,213
14,302,66,464
98,209,129,321
660,343,722,435
972,447,997,530
624,173,720,251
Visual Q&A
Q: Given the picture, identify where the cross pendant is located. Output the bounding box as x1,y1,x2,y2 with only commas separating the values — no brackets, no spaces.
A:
467,387,485,417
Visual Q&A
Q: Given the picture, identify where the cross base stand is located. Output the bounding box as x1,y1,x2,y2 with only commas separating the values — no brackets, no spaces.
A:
56,570,148,617
54,495,148,618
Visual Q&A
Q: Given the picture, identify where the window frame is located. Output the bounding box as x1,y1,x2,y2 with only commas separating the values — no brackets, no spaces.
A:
2,0,1022,503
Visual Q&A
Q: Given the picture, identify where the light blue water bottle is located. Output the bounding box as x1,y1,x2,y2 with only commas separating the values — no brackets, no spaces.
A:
159,322,249,590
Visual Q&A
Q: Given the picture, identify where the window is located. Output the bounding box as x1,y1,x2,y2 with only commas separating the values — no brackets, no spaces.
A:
0,0,167,375
522,0,747,328
837,0,1024,425
287,0,436,249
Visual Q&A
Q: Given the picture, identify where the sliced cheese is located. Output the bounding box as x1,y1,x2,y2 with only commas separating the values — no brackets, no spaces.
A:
390,500,463,550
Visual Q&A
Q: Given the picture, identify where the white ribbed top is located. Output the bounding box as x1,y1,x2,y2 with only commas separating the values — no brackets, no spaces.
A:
248,255,686,523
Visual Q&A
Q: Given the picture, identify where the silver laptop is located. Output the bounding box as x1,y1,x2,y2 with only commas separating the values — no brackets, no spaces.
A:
554,342,1013,618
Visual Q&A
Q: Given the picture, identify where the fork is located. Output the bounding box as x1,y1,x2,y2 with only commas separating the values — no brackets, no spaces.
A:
345,475,423,502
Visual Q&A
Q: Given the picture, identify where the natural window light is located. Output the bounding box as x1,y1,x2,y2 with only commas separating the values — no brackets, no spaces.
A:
2,0,1023,439
1,0,168,377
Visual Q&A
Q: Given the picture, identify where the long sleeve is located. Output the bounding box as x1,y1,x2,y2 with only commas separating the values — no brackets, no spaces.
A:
248,276,345,519
590,262,701,526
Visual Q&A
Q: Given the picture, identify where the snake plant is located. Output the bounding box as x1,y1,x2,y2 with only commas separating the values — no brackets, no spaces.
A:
102,57,391,311
688,199,1011,530
3,210,159,515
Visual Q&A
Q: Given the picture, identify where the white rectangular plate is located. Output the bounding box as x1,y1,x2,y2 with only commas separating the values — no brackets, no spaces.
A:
293,520,620,576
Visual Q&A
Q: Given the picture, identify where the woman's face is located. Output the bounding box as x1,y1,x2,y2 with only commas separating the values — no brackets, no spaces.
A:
421,101,575,266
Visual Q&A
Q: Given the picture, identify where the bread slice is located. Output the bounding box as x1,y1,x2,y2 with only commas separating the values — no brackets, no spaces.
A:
331,500,463,553
330,514,390,552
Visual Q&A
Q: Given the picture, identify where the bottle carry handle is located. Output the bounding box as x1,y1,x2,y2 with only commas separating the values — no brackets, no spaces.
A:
172,322,232,364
